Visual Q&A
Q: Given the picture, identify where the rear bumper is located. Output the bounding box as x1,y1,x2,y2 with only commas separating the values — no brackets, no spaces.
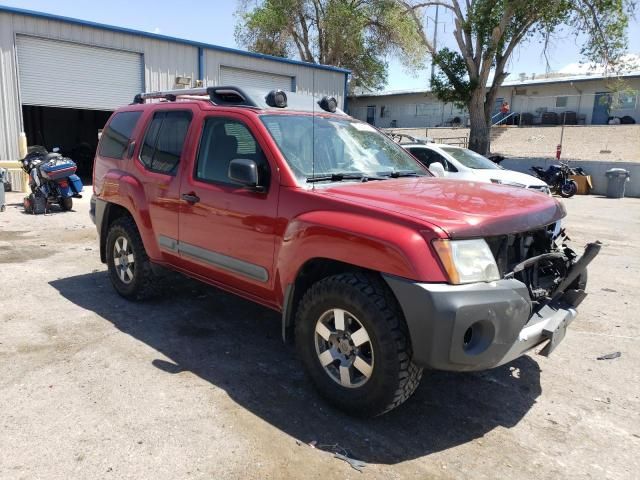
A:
383,276,583,371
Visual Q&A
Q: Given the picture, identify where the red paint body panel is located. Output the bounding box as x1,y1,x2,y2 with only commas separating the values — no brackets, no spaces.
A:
94,99,567,313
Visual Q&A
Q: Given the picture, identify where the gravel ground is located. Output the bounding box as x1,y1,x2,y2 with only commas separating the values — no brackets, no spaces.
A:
0,191,638,480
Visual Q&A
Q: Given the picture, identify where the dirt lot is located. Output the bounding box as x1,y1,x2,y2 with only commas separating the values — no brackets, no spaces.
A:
1,191,638,480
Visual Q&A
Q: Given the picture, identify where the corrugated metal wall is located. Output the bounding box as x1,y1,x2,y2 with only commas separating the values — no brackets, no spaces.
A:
0,13,21,161
204,50,345,108
0,11,345,161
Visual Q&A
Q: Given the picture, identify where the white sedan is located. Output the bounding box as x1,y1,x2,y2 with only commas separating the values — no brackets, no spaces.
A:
404,142,551,195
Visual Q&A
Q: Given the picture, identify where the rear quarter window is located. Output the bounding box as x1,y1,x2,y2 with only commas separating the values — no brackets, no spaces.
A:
99,111,143,159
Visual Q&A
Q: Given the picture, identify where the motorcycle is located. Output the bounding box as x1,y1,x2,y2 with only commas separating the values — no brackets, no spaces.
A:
530,161,578,198
20,146,83,214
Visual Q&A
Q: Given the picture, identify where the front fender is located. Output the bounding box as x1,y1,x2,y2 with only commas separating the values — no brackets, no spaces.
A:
275,210,448,304
99,170,161,261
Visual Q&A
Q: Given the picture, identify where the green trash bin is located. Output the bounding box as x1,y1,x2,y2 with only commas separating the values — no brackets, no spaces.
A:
605,168,630,198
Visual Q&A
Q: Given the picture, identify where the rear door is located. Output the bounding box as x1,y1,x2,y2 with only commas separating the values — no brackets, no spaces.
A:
133,106,196,261
177,112,279,299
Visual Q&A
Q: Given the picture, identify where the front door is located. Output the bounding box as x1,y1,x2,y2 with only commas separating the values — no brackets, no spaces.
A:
177,113,278,299
366,105,376,125
592,92,611,124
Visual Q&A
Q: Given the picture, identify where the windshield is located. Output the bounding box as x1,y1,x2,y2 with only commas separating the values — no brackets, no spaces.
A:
440,146,501,170
260,115,426,182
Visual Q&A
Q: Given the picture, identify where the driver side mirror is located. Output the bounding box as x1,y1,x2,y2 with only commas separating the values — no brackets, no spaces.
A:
228,158,265,192
429,162,446,177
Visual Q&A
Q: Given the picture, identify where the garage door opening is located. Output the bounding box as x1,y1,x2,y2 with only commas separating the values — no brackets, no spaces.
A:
22,105,112,182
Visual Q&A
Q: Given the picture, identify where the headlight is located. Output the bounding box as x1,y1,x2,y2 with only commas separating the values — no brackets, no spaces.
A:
433,239,500,284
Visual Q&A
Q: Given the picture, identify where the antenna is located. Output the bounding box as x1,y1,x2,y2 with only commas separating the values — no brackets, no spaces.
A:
312,67,316,189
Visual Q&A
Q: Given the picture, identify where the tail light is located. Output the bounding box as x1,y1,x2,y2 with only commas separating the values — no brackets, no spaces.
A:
58,180,69,188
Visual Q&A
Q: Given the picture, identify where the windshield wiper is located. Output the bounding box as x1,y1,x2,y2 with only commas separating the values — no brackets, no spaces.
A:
381,170,419,178
306,173,387,183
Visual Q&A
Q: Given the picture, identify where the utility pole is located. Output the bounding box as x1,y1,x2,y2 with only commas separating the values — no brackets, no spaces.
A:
430,5,439,84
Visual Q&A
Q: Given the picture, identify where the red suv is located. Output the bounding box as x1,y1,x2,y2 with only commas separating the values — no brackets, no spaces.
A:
91,86,599,416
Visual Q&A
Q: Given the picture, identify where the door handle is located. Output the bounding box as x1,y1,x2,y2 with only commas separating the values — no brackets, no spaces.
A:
181,193,200,204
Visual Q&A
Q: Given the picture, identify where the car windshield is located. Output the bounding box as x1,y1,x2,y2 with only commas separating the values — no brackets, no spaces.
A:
260,114,426,183
440,146,500,170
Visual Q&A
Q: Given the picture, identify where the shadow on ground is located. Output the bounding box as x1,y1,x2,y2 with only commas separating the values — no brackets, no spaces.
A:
50,271,542,464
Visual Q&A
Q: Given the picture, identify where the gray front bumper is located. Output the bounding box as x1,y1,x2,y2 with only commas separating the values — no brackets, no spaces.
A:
383,276,579,371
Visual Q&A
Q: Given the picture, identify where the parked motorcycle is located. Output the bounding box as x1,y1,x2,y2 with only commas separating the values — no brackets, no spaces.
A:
20,146,83,214
530,162,578,198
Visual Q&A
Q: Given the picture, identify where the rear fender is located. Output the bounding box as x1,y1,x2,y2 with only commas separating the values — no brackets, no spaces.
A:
56,182,73,198
99,170,161,261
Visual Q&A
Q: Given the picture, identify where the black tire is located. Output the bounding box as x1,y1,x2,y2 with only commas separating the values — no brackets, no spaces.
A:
105,216,158,300
560,180,578,198
295,272,423,417
60,197,73,211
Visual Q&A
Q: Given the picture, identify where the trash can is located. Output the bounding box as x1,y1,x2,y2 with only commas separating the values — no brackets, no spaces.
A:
605,168,630,198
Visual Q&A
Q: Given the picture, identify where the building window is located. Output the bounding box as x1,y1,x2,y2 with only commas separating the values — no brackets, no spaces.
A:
555,96,568,108
380,106,388,117
617,91,637,109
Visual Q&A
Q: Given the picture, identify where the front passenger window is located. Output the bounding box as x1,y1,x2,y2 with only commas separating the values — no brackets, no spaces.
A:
196,118,269,187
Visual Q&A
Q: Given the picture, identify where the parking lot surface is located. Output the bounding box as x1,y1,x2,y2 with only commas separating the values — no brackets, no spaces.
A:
1,191,638,479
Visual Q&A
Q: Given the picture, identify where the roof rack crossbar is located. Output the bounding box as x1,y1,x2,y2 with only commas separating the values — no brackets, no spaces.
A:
132,86,259,107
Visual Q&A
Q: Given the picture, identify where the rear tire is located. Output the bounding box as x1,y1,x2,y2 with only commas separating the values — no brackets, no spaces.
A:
60,197,73,211
295,272,423,417
106,216,159,300
560,180,578,198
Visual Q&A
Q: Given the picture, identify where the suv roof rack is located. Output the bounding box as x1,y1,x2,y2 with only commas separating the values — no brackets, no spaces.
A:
132,86,346,115
132,86,259,107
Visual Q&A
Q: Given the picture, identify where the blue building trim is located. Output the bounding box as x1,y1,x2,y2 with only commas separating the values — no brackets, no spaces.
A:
197,47,204,82
0,4,351,75
343,72,349,112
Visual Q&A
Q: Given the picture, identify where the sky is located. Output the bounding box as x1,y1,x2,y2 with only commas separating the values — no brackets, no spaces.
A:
1,0,639,91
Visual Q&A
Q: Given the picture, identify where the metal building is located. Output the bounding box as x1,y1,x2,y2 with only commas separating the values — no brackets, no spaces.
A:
0,5,349,178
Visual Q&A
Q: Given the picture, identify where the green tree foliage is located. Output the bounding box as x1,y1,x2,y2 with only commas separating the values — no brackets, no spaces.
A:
235,0,425,90
401,0,635,154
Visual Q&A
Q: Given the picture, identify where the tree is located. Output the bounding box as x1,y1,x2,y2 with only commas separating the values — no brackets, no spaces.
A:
400,0,635,154
235,0,425,91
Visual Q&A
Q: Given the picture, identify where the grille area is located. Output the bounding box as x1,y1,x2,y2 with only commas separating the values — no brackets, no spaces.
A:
485,225,571,308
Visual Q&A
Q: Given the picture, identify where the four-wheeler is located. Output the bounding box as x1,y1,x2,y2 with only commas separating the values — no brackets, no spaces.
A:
91,86,599,416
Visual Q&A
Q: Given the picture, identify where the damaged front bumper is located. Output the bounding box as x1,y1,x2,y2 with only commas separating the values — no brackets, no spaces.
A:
383,242,600,371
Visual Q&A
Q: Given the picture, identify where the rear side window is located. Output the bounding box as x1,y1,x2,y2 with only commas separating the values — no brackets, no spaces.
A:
139,111,192,174
99,111,142,159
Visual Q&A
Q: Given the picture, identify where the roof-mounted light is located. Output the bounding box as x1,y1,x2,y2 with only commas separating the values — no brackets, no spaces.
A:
318,96,337,113
265,90,288,108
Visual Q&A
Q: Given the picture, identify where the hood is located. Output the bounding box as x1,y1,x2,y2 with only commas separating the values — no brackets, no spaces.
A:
470,168,548,187
321,177,565,238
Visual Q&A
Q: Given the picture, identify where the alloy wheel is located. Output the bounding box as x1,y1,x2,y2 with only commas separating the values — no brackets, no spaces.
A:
314,308,374,388
113,236,135,284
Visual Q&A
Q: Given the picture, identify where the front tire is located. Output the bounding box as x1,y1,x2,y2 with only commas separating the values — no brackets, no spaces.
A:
106,216,158,300
295,272,423,417
560,180,578,198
